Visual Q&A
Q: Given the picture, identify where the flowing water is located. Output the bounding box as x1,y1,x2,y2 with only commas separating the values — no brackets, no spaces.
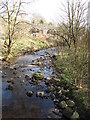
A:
2,47,64,119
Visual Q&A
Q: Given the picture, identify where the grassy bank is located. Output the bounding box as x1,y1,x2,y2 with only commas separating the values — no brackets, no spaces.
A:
52,46,89,119
11,37,47,56
2,35,56,60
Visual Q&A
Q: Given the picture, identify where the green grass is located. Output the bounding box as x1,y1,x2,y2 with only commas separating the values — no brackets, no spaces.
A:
53,46,89,110
31,37,47,47
9,36,47,57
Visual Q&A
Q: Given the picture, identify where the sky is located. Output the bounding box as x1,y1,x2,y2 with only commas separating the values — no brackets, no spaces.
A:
24,0,63,23
1,0,89,24
34,0,61,23
23,0,90,24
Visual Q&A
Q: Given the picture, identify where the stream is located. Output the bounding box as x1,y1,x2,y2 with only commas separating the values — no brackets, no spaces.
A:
2,47,65,119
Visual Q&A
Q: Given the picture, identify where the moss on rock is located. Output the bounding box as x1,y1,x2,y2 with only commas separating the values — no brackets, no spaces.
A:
32,72,44,80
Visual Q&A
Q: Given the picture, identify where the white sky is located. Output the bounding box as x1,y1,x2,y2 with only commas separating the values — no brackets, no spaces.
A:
23,0,90,23
35,0,60,22
25,0,63,23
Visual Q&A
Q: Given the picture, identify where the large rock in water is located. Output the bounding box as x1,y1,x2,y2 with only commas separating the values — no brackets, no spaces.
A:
59,101,68,109
66,100,75,107
32,72,44,80
71,111,79,119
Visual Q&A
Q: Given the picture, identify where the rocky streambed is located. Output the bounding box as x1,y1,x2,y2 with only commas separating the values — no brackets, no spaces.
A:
2,47,79,119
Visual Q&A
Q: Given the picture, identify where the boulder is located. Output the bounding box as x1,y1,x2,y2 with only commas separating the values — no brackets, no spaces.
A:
59,101,68,109
32,72,44,80
71,111,79,119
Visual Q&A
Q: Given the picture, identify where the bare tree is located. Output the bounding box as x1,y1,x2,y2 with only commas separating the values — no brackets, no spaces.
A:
0,0,27,59
59,0,88,87
60,0,87,49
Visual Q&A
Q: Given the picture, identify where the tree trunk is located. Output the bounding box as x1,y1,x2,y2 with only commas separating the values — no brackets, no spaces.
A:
6,36,11,59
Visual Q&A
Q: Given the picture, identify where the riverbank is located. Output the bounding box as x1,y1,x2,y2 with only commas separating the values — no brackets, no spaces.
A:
2,39,58,62
2,36,58,61
52,52,90,120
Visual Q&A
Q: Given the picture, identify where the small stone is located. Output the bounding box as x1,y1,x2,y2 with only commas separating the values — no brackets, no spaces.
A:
7,80,11,83
46,77,51,81
46,87,51,93
48,115,52,118
22,80,25,84
36,91,45,98
44,94,49,99
62,95,67,100
50,86,55,91
66,100,75,107
52,55,56,59
25,75,30,80
14,67,17,70
66,97,69,100
6,84,13,90
11,81,14,84
32,60,34,63
7,80,14,84
26,91,34,97
45,81,50,85
38,70,41,73
62,89,69,95
13,71,16,75
53,99,59,103
51,94,56,99
59,101,68,109
58,86,61,91
58,90,62,96
52,108,59,115
71,111,79,119
10,78,14,80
